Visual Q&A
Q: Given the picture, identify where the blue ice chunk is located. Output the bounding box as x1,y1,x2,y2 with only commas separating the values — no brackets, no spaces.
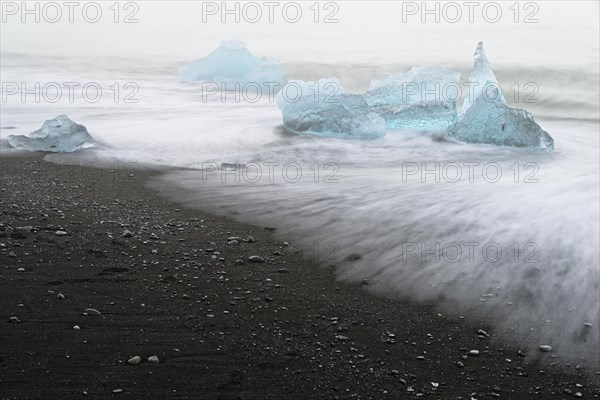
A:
446,88,554,150
460,42,505,113
7,115,96,153
445,42,554,151
276,78,386,140
364,65,460,131
179,40,287,91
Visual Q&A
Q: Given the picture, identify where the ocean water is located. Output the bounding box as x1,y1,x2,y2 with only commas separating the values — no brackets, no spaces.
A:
1,1,598,366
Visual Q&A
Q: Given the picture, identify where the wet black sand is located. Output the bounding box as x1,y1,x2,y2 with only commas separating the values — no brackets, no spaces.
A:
1,152,598,399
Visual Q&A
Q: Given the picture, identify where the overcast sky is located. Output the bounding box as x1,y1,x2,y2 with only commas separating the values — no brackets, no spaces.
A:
1,1,598,66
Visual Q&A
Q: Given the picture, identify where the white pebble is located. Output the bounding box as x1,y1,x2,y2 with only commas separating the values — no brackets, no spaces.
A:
128,356,141,365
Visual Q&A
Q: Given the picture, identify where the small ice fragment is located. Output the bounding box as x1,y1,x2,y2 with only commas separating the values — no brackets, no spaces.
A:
8,115,96,153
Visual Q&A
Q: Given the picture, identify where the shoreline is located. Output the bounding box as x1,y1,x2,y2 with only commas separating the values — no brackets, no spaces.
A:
1,151,598,399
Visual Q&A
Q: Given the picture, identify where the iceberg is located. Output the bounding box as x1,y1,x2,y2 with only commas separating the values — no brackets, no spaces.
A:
276,78,386,140
179,40,287,91
7,115,96,153
445,42,554,151
364,65,460,131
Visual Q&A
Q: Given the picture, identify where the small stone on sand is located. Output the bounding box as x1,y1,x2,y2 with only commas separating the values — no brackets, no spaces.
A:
128,356,141,365
539,345,552,352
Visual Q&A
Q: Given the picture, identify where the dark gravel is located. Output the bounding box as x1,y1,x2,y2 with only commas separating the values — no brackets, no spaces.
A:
1,152,598,399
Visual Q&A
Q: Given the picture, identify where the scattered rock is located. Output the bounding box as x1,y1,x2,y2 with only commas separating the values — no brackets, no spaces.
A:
148,355,159,363
128,356,141,365
539,345,552,352
57,293,65,299
98,267,129,275
248,256,265,263
55,230,68,236
83,308,101,316
9,316,20,323
469,350,480,356
345,253,362,261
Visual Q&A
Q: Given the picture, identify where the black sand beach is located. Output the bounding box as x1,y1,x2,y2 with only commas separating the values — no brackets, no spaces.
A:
1,152,598,399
